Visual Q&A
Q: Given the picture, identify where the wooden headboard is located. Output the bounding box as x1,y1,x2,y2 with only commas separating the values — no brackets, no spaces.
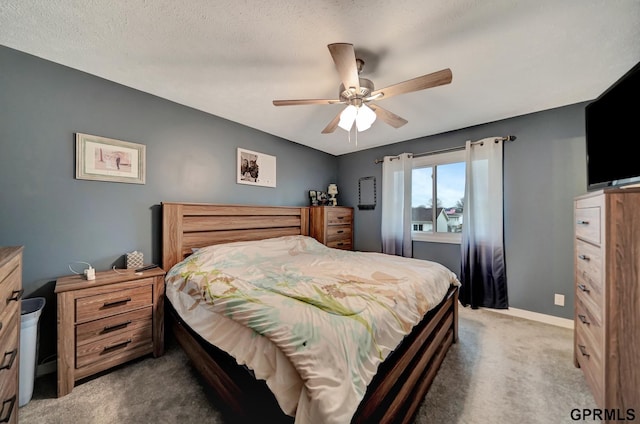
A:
162,202,310,271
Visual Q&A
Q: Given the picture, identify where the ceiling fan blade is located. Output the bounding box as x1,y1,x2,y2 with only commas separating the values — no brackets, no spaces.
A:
327,43,360,92
370,68,452,100
369,104,408,128
321,110,343,134
273,99,342,106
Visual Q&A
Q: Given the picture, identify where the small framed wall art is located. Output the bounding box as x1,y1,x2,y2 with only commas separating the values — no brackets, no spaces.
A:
237,148,276,188
75,133,146,184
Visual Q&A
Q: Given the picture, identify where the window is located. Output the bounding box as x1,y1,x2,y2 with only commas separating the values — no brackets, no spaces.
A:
411,150,466,243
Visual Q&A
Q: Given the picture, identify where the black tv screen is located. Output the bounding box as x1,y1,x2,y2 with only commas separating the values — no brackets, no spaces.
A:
586,60,640,191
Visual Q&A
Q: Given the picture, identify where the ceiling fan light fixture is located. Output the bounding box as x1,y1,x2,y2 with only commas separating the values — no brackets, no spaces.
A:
338,104,358,131
356,104,376,131
338,103,377,132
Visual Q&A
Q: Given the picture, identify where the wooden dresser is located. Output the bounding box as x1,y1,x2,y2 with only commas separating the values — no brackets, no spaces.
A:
573,188,640,415
0,247,23,424
55,267,165,397
310,206,354,250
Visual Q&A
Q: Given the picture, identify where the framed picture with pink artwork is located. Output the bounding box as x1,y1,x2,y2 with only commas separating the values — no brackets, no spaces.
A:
75,133,146,184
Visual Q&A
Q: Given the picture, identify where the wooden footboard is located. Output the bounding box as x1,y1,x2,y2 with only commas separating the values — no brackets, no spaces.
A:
354,285,458,424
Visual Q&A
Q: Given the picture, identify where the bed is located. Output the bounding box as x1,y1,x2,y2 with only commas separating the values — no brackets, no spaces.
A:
161,202,460,424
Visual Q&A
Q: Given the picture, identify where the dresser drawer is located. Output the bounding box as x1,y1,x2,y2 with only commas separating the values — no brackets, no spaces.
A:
575,240,604,308
75,283,153,323
0,253,20,284
327,209,352,226
575,294,603,350
576,325,604,406
327,239,352,250
575,207,601,245
326,225,352,242
0,380,17,424
0,265,22,319
76,324,153,369
0,313,19,380
76,307,152,346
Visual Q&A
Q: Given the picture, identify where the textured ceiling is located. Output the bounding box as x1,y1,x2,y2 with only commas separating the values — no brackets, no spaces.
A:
1,1,639,155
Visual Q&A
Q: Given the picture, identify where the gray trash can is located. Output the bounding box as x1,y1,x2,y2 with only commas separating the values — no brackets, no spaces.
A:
20,297,46,407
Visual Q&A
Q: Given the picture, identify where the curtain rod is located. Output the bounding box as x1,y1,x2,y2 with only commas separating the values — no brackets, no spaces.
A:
373,135,516,164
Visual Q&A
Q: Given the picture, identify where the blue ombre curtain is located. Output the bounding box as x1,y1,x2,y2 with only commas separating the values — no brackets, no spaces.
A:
460,138,508,309
381,153,413,257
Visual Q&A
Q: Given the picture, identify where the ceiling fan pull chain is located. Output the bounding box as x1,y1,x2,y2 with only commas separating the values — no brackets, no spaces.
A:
355,124,358,146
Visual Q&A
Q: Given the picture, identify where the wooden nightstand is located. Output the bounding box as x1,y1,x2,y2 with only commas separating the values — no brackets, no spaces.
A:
55,267,165,397
310,206,354,250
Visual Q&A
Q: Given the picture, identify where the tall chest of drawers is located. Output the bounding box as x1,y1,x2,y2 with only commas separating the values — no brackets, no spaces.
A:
0,247,23,424
573,188,640,415
310,206,354,250
56,267,165,397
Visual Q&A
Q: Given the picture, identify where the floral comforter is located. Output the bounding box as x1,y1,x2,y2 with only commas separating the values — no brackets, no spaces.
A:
165,235,460,424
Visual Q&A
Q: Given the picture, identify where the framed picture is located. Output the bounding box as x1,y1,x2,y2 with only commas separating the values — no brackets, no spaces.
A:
237,148,276,187
75,133,145,184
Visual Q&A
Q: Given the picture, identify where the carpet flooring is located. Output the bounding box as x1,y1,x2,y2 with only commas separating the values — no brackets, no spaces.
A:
18,307,598,424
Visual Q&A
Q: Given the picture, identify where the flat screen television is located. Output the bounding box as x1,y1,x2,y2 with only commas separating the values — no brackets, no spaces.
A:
585,60,640,191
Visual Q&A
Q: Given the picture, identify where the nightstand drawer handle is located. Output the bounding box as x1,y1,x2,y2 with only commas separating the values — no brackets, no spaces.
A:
0,349,17,370
6,289,23,303
337,216,344,219
578,254,590,261
0,322,2,332
103,297,131,308
0,395,16,423
578,284,590,293
337,230,344,234
103,320,132,333
103,339,132,353
576,220,589,225
578,314,590,325
578,344,590,358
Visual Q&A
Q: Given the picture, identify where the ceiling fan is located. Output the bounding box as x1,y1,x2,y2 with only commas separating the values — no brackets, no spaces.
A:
273,43,452,134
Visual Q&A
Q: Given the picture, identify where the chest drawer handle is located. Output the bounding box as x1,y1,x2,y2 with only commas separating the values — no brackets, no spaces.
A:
103,320,132,333
577,344,590,358
577,284,590,293
0,322,2,332
102,297,132,308
337,230,344,234
576,220,589,225
578,254,590,261
578,314,590,325
0,395,16,423
6,289,24,303
103,339,132,353
0,349,18,370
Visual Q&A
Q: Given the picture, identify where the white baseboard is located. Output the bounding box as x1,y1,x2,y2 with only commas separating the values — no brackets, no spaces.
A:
36,360,56,378
484,307,574,329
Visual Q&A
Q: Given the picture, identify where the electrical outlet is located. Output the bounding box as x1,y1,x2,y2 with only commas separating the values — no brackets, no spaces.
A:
554,293,565,306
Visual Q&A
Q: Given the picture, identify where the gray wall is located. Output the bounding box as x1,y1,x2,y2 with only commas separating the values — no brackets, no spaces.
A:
0,46,337,363
337,104,588,320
